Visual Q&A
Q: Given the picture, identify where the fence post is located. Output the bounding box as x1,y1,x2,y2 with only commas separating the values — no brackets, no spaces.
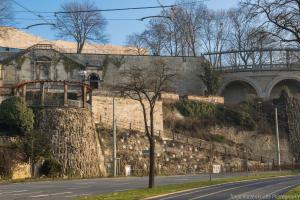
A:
63,81,68,107
82,84,86,108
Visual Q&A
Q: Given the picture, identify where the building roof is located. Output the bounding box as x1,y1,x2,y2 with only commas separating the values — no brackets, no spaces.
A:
0,27,143,55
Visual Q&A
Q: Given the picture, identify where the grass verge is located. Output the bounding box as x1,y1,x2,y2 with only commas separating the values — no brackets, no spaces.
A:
278,185,300,200
77,171,299,200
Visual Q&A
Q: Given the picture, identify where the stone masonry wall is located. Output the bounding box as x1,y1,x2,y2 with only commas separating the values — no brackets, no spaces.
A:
35,108,106,177
93,95,164,135
99,126,290,176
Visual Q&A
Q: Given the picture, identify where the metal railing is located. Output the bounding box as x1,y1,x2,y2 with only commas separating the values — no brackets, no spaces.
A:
203,48,300,72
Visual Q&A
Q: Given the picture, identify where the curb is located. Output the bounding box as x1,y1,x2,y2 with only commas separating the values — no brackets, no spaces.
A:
142,174,299,200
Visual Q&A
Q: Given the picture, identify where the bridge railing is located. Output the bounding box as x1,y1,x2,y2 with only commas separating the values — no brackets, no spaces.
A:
203,48,300,72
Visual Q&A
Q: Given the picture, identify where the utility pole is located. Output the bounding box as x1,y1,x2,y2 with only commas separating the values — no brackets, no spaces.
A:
112,97,117,177
209,143,213,182
245,146,249,176
275,107,281,171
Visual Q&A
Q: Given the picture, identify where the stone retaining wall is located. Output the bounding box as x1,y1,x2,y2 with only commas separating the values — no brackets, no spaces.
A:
35,108,106,177
92,95,164,135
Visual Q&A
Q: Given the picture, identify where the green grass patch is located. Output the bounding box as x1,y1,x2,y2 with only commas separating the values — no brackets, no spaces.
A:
77,171,299,200
278,185,300,200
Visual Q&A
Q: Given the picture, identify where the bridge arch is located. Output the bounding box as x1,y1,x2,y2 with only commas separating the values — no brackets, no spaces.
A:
266,76,300,99
219,77,263,103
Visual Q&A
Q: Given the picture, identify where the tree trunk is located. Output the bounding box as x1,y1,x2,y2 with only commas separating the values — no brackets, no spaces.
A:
148,138,155,188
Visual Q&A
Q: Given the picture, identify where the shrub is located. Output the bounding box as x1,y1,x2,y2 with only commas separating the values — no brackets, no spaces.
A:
174,100,216,119
209,134,225,143
41,158,62,178
216,106,256,131
172,100,256,131
0,149,15,179
0,97,34,135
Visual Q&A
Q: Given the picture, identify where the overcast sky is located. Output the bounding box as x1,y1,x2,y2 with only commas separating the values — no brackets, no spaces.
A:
12,0,240,45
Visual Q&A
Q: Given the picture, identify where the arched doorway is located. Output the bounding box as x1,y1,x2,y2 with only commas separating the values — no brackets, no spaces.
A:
221,80,258,104
269,79,300,99
36,56,51,80
88,73,100,89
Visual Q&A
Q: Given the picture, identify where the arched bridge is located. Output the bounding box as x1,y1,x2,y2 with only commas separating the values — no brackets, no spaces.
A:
203,48,300,103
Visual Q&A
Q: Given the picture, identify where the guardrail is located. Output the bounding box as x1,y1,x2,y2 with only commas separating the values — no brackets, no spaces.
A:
203,48,300,72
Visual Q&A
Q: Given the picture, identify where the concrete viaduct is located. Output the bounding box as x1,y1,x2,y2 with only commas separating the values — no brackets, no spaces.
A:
204,48,300,103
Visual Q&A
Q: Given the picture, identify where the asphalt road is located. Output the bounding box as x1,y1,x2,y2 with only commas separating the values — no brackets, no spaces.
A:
151,175,300,200
0,173,298,200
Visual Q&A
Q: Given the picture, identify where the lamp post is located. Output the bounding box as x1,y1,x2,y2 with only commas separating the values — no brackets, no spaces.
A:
274,106,281,171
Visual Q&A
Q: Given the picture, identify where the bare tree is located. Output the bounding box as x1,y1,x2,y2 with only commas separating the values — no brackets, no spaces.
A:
113,59,175,188
0,0,12,25
55,0,107,54
200,9,230,67
169,1,206,56
243,0,300,47
126,33,148,55
0,0,13,37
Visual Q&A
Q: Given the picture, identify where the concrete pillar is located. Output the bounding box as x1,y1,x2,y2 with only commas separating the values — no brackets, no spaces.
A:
82,84,86,108
64,81,68,107
13,88,20,97
22,84,27,100
16,88,20,97
40,82,45,106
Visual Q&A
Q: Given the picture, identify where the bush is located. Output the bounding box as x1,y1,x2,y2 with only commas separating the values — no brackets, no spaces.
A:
216,106,256,131
0,97,34,135
0,149,15,179
172,100,256,131
209,134,225,143
41,158,62,178
174,100,216,118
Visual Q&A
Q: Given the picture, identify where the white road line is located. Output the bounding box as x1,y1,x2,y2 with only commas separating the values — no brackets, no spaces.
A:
31,194,49,198
115,183,130,185
64,193,89,198
159,179,274,200
0,190,28,195
13,191,42,196
31,191,72,198
75,182,96,185
263,183,300,198
188,180,277,200
227,178,300,199
115,189,131,192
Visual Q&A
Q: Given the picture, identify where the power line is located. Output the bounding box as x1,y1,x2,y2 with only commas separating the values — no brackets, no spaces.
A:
12,0,208,15
10,0,52,25
4,17,140,21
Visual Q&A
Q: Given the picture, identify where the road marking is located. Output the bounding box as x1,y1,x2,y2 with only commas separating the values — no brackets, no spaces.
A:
75,182,96,185
31,191,72,198
65,193,89,198
115,183,130,185
228,178,300,199
0,190,28,195
31,194,49,198
263,182,300,198
188,180,278,200
115,189,131,192
159,179,276,200
13,191,42,196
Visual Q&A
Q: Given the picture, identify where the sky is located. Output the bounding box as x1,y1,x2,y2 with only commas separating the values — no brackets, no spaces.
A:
12,0,240,46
